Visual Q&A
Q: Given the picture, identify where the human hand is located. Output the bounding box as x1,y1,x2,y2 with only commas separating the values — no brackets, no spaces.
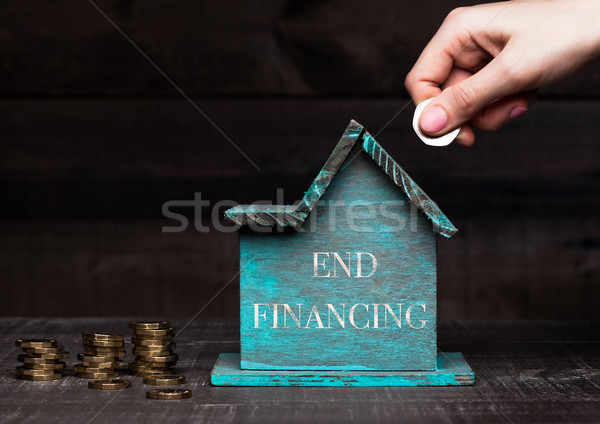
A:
405,0,600,146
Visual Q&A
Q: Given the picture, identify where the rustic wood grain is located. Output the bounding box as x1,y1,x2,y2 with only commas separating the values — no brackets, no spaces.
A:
1,98,597,321
0,95,597,320
227,120,457,236
1,215,596,320
0,221,240,319
0,0,598,97
239,145,438,370
1,318,600,423
1,99,598,220
1,0,597,333
212,352,474,386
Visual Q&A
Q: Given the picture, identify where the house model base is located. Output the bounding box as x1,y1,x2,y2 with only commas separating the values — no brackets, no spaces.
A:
211,353,474,387
211,120,475,387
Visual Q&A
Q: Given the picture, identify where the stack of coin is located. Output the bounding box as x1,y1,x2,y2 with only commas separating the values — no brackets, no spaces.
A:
15,339,68,381
74,332,125,379
128,321,178,377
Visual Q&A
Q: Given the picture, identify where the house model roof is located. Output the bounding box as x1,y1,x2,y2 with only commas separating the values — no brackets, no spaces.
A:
225,120,458,238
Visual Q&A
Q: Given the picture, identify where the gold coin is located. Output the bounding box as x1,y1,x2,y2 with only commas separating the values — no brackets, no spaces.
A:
131,338,175,348
135,354,178,363
132,346,175,353
134,359,176,369
83,353,125,360
82,332,124,341
128,363,169,372
18,372,62,381
17,354,57,364
133,335,173,343
130,336,175,346
17,366,58,376
74,364,99,372
134,328,175,337
128,364,173,376
81,360,124,368
132,343,174,351
143,375,186,386
77,353,122,362
25,352,69,360
132,353,174,360
132,349,173,357
77,371,119,379
83,339,124,348
88,378,132,390
83,345,124,353
131,370,173,377
129,321,170,330
83,348,125,357
23,346,64,355
133,370,173,378
15,339,58,348
22,361,66,371
75,364,119,373
147,389,191,400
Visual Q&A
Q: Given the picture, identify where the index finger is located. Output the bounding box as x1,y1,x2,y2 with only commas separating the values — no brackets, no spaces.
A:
405,7,492,104
405,28,456,104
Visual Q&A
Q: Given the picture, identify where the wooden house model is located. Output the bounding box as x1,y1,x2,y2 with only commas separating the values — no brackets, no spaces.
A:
211,120,474,386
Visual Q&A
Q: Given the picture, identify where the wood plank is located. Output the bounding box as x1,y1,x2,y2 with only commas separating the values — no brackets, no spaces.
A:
0,0,598,97
0,215,597,320
239,147,437,371
0,221,240,318
0,99,598,219
0,98,598,320
211,352,474,386
438,217,600,320
1,318,600,423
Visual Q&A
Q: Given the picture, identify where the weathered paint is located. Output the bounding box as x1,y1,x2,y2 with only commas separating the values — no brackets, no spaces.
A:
225,120,458,238
214,120,473,383
360,132,457,237
211,352,474,387
240,145,437,371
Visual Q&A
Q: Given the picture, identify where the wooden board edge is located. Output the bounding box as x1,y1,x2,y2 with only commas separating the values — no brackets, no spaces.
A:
211,352,474,387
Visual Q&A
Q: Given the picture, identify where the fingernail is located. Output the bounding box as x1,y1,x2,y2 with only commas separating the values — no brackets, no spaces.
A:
420,106,448,133
456,129,474,147
510,106,527,121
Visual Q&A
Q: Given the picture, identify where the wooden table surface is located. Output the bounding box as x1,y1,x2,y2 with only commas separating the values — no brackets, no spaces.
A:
1,318,599,423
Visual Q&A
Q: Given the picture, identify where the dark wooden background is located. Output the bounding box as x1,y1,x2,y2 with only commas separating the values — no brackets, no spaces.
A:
1,0,598,319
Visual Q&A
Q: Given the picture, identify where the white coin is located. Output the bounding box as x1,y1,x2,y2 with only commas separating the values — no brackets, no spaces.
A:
412,98,461,147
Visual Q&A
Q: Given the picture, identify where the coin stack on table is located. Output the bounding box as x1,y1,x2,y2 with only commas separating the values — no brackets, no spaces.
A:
128,321,178,377
74,332,125,379
15,339,69,381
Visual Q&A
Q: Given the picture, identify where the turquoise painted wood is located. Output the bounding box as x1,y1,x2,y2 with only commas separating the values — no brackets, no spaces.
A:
240,144,437,370
211,352,474,386
219,120,466,378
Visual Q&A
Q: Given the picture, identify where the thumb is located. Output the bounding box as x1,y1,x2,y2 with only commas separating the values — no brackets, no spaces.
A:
420,55,519,136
